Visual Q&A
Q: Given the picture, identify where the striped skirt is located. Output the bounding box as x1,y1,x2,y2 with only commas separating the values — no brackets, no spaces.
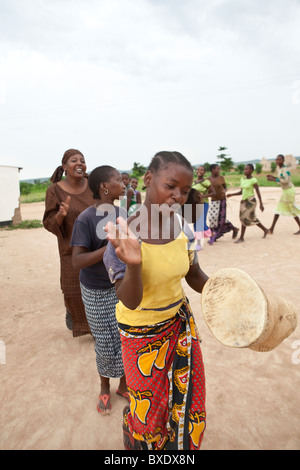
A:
80,284,124,378
119,300,206,450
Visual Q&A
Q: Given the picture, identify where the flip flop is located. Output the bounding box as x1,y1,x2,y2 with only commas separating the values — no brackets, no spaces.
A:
97,394,111,415
116,389,130,403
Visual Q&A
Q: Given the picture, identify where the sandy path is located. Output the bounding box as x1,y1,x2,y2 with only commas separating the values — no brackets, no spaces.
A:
0,187,299,450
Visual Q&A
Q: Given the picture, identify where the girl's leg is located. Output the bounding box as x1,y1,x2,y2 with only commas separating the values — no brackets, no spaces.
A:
97,376,111,414
269,214,279,233
235,225,246,243
294,217,300,234
257,222,268,238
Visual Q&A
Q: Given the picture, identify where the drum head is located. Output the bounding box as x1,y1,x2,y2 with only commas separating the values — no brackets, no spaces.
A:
201,268,269,348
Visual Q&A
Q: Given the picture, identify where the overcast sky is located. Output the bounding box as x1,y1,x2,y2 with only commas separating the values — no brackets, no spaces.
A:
1,0,300,179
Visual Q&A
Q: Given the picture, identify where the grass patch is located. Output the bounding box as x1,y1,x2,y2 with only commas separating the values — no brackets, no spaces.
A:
5,219,43,230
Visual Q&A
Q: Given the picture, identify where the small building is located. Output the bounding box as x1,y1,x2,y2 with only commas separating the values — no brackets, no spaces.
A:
0,165,23,226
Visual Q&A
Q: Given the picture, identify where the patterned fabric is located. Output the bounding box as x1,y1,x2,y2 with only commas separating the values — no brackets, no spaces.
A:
239,197,260,226
43,182,94,336
80,284,124,378
275,186,300,217
120,300,206,450
208,199,235,242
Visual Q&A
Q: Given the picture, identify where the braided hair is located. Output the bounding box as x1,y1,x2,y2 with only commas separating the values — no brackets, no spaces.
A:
88,165,116,200
147,151,193,174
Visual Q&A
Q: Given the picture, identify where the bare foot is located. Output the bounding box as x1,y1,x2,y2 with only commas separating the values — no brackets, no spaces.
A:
294,230,300,235
268,228,274,234
232,227,239,239
262,229,268,238
234,238,244,244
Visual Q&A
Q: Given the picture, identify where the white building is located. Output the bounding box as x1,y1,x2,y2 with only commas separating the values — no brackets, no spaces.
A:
0,165,22,226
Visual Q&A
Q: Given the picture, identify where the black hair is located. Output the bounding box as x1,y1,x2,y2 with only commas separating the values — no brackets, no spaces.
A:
147,151,193,173
88,165,116,200
210,163,219,172
277,154,285,160
246,163,254,171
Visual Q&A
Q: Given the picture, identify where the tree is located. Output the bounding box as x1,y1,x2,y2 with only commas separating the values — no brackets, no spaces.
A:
255,163,263,174
236,163,245,174
217,146,234,172
271,161,277,173
131,162,147,178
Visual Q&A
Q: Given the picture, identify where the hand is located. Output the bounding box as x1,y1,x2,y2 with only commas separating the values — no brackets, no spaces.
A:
105,217,142,266
267,175,276,182
59,195,71,217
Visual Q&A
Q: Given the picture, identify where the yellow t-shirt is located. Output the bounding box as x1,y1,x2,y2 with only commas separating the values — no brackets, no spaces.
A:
240,177,257,200
104,226,198,327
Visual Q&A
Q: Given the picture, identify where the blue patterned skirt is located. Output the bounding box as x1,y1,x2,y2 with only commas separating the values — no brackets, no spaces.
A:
80,284,124,378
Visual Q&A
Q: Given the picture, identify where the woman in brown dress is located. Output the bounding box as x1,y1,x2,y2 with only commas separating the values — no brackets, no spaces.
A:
43,149,94,336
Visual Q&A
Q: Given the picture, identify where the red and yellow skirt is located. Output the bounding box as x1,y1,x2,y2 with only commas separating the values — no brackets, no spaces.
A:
119,300,206,450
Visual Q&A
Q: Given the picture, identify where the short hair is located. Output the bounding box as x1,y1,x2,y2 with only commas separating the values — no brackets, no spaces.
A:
147,151,193,173
246,163,254,171
210,164,219,172
88,165,116,200
277,154,285,160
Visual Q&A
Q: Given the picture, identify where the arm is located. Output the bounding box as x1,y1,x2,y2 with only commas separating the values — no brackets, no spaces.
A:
267,174,278,182
72,245,106,269
254,183,264,211
106,217,143,309
185,263,209,293
43,186,70,237
126,187,135,211
227,189,242,198
136,190,142,204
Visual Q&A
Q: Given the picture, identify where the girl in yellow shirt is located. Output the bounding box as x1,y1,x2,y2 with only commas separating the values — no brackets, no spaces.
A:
104,151,208,451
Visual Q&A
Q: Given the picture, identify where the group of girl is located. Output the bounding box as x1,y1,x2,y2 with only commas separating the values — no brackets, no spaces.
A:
190,155,300,249
43,149,208,450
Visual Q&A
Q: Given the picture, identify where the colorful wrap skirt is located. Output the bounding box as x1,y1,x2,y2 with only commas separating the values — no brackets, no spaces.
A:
275,187,300,217
119,300,206,450
208,199,235,242
239,197,260,227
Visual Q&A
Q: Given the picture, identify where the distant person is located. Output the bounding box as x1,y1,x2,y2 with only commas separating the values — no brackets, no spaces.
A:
191,166,216,250
128,177,142,215
43,149,94,336
227,164,268,242
120,172,135,214
267,154,300,234
207,164,239,244
71,166,128,414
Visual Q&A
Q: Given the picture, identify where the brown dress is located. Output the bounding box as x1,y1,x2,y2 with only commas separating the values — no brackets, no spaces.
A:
43,182,94,337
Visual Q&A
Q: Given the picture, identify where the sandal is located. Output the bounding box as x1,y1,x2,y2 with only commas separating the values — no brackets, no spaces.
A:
97,394,111,415
116,389,130,403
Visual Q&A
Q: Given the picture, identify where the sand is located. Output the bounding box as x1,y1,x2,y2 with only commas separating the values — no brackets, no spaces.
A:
0,187,299,450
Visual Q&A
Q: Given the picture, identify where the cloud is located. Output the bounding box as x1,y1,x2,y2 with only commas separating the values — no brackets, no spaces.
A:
0,0,300,178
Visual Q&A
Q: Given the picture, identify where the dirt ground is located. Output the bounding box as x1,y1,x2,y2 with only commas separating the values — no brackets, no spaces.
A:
0,187,300,450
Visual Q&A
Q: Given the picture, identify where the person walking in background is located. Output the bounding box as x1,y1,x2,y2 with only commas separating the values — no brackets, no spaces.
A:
43,149,94,336
192,165,216,250
207,164,239,244
267,154,300,234
71,166,128,414
120,172,135,214
104,151,208,450
128,176,142,215
227,164,268,242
